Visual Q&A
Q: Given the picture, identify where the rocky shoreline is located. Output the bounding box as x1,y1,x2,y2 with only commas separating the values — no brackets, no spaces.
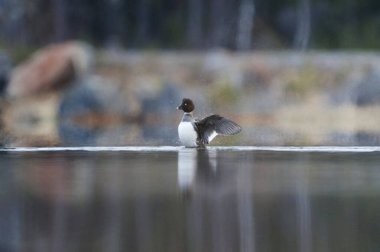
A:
2,43,380,146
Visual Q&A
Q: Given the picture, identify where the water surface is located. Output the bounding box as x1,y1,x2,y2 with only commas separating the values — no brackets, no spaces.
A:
0,146,380,252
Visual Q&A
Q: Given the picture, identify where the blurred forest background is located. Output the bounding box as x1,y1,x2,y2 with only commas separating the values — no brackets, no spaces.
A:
1,0,380,51
1,0,380,146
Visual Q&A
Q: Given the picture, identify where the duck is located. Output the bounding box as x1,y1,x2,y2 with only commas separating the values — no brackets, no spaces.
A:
177,98,241,147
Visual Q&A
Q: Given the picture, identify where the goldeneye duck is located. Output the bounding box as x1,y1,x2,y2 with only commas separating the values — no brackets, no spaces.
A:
177,98,242,147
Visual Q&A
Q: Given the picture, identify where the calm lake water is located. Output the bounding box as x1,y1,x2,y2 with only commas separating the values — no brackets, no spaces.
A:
1,146,380,252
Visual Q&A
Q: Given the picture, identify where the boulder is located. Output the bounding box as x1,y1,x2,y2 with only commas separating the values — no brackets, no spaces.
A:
58,78,103,146
354,70,380,106
58,76,135,146
0,52,11,95
141,83,180,115
7,41,93,97
141,83,181,145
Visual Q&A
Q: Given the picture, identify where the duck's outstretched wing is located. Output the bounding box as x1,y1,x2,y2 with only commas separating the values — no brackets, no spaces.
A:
195,114,241,144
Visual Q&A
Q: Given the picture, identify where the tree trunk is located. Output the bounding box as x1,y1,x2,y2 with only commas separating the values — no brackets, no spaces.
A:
186,0,203,48
104,0,122,48
53,0,67,41
236,0,255,50
293,0,311,50
137,0,150,45
209,0,226,48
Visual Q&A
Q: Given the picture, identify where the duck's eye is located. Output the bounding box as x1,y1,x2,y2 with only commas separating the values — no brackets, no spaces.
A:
184,103,187,106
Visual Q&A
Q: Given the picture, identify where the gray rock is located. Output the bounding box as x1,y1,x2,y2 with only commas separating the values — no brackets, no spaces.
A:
141,83,181,145
0,52,11,95
58,78,103,146
355,131,380,146
141,83,180,115
0,51,11,146
58,76,134,146
354,71,380,106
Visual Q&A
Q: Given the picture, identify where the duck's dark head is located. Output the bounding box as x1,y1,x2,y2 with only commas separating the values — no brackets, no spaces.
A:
177,98,194,113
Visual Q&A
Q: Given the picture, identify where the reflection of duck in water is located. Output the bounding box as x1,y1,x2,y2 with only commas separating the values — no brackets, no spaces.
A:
177,149,235,197
177,149,218,196
177,98,241,148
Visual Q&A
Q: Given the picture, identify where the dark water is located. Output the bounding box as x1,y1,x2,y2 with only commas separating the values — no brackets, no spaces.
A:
1,147,380,252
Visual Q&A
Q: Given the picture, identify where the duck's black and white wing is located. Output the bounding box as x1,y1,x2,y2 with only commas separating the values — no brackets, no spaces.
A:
195,114,241,144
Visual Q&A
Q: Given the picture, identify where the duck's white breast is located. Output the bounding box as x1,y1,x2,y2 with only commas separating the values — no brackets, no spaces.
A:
178,122,198,147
